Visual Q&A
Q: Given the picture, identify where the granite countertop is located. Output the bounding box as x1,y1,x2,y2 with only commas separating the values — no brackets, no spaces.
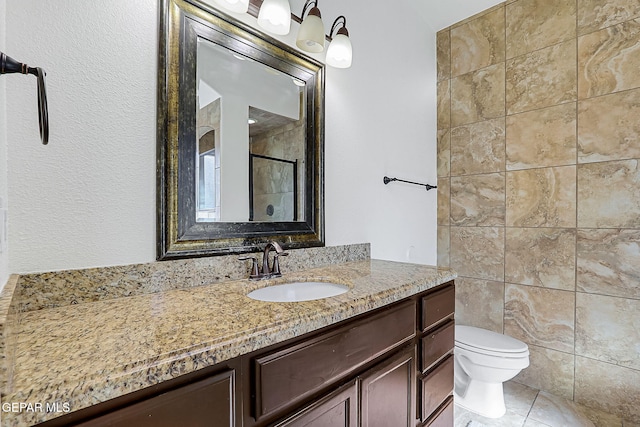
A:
1,259,455,426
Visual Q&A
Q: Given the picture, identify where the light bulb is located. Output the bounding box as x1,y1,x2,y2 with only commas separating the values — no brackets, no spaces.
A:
296,7,325,53
257,0,291,35
326,32,352,68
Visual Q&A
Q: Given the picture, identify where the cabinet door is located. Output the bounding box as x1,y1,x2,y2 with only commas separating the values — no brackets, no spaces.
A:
76,370,235,427
359,347,416,427
273,381,357,427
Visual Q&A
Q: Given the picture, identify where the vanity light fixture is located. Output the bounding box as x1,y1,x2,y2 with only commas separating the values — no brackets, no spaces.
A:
257,0,291,35
237,0,353,67
326,16,352,68
296,0,325,53
211,0,249,14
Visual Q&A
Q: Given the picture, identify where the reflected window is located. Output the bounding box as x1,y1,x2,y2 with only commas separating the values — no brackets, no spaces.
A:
197,130,219,221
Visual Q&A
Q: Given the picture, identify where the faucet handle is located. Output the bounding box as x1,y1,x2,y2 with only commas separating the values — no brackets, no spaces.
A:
238,256,260,279
271,252,289,277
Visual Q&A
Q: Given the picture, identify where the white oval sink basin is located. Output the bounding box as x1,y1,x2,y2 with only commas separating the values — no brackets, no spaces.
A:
247,281,349,302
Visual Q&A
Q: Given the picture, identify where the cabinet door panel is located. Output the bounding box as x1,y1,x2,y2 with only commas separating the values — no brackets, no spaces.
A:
76,370,234,427
420,356,454,422
254,300,416,420
360,347,416,427
273,381,357,427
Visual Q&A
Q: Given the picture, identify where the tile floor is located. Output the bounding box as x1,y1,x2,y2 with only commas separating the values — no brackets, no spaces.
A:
454,381,635,427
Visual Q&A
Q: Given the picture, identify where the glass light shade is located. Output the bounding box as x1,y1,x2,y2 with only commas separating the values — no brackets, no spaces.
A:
296,11,325,53
326,33,352,68
257,0,291,35
211,0,249,13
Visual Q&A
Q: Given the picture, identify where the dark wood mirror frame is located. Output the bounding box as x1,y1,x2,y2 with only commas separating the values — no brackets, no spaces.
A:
157,0,325,259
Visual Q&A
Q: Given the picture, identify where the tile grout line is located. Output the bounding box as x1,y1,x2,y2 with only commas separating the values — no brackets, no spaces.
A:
448,26,452,271
574,0,579,402
503,0,507,335
524,389,541,425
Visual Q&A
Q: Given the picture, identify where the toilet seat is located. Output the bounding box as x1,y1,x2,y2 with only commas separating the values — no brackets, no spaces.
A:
455,325,529,359
456,341,529,359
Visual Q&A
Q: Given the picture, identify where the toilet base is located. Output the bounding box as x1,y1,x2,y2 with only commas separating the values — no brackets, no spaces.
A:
454,379,506,419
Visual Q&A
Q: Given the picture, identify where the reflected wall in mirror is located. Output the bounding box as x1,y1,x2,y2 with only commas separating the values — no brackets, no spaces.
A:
158,0,325,259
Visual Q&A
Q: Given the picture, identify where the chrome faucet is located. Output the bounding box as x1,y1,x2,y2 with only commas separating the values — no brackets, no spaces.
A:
261,241,284,276
239,241,288,280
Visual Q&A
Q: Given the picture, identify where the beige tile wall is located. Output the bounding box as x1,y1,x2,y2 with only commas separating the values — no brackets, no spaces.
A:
436,0,640,422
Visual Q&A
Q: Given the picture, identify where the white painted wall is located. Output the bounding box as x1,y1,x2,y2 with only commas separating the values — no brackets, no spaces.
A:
0,0,8,293
6,0,158,273
219,95,250,221
415,0,504,31
319,0,438,264
5,0,438,274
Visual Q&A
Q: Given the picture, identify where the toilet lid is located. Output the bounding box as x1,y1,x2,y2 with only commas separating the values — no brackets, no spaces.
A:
455,325,528,353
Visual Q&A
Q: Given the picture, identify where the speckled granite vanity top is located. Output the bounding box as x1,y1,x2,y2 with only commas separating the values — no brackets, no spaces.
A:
0,246,455,426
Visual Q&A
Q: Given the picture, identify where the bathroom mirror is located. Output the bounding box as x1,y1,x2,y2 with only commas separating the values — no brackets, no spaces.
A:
157,0,325,259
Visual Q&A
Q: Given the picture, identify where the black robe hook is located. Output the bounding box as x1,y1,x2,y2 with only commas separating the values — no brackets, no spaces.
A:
0,51,49,145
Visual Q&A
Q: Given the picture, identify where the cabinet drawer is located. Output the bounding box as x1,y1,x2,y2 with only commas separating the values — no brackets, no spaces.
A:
420,356,454,422
421,284,454,332
254,300,416,420
421,320,454,373
424,396,453,427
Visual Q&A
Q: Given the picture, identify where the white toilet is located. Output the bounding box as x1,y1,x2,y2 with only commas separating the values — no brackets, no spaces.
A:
454,325,530,418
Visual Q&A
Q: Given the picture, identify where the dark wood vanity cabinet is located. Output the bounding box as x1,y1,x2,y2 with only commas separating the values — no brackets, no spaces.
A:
44,282,454,427
246,281,455,427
